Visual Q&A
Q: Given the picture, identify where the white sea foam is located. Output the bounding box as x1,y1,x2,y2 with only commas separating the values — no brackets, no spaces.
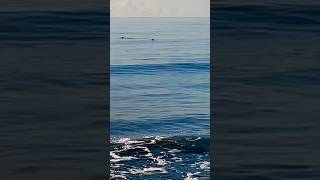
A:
199,161,210,169
111,163,123,168
110,174,127,180
110,152,136,162
143,135,154,139
172,156,183,162
111,136,209,179
112,137,144,145
155,136,164,141
155,156,168,166
185,172,201,180
113,138,130,144
168,149,182,153
186,137,202,142
193,161,210,170
130,167,167,175
145,152,153,157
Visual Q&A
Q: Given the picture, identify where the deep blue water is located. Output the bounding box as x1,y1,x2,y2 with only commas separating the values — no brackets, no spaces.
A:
110,18,210,179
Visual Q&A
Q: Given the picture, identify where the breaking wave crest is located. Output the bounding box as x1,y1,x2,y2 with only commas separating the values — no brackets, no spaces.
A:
110,136,210,180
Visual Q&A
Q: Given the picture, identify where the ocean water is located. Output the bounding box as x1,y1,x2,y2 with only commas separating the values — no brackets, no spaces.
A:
110,18,210,179
0,11,107,179
213,0,320,179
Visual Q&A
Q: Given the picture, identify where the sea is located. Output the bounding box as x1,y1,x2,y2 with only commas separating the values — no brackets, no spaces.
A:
212,0,320,180
1,1,320,180
110,17,210,179
0,11,108,179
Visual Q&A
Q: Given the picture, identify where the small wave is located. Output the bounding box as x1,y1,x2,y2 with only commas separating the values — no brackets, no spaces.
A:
111,63,210,75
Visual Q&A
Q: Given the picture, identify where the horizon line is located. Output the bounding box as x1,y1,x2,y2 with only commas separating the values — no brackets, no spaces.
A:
111,16,210,18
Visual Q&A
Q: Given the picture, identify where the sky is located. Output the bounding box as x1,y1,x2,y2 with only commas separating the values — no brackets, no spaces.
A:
111,0,210,17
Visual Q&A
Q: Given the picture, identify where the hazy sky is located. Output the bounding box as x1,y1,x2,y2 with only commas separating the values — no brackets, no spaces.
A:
111,0,209,17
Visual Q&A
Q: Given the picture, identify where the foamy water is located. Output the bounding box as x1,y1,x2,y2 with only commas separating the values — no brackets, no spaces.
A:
110,136,210,179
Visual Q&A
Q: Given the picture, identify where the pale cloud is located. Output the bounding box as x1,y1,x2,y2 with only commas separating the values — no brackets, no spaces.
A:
111,0,209,17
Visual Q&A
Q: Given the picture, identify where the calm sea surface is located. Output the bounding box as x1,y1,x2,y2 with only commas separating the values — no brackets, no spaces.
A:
213,0,320,179
0,11,107,179
110,17,210,179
